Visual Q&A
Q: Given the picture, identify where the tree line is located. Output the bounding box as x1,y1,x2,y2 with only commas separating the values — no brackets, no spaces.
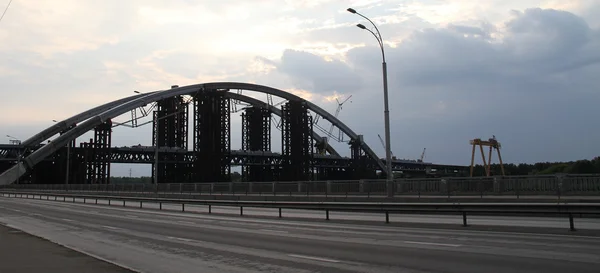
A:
471,157,600,176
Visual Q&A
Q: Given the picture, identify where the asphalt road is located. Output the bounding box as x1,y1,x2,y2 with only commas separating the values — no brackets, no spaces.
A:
1,197,600,273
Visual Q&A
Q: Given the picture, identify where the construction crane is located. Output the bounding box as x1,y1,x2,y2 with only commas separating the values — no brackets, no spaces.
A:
419,148,426,162
469,135,505,177
320,95,352,155
377,134,395,158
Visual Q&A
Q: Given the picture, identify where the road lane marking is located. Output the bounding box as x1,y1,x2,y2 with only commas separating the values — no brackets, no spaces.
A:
61,218,74,222
260,229,289,234
167,236,195,242
402,241,461,247
288,254,340,263
102,225,122,230
126,215,139,218
177,221,195,225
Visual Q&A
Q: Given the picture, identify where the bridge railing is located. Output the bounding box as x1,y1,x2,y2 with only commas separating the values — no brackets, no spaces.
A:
2,174,600,197
2,191,600,231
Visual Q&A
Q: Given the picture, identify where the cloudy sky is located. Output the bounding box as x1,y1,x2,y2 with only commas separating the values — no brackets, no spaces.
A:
1,0,599,177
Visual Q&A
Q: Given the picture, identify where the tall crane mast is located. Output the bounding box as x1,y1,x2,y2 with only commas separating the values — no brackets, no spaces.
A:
419,148,426,162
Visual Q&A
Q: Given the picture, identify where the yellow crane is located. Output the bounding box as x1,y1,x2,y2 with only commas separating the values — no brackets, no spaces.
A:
469,135,505,177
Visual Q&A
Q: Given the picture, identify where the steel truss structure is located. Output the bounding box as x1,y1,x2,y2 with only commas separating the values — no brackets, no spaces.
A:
281,101,314,181
0,82,472,186
193,90,231,182
241,107,272,182
79,120,112,184
153,96,189,183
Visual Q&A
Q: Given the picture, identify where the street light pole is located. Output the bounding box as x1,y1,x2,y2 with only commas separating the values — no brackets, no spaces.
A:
347,8,394,197
7,135,22,184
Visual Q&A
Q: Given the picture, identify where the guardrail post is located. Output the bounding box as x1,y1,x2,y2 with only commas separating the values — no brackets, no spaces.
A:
359,180,365,193
123,200,126,207
462,212,468,227
182,203,185,212
557,174,564,199
326,209,330,220
209,204,212,214
108,199,111,205
159,202,162,210
240,206,243,216
569,213,576,231
279,208,282,218
385,211,389,223
139,201,143,208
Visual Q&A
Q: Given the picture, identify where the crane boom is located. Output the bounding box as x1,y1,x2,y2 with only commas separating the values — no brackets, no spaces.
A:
320,95,352,155
377,134,394,157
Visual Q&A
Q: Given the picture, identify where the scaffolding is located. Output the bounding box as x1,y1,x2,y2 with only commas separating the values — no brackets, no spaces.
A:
193,91,231,182
241,107,272,182
152,96,188,183
281,100,313,181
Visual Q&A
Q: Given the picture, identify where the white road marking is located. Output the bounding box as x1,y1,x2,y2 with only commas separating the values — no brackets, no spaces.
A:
29,213,42,216
288,254,340,263
402,241,461,247
177,221,195,225
126,215,139,218
166,236,195,242
260,229,289,234
61,218,74,222
102,225,122,230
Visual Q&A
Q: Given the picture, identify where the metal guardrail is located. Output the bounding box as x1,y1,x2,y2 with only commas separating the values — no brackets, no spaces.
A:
2,191,600,231
3,174,600,198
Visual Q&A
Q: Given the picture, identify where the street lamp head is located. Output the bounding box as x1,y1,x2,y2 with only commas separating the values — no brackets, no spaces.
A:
356,23,367,29
347,8,357,14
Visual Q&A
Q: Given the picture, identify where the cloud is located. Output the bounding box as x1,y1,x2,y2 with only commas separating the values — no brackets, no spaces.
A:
263,7,600,164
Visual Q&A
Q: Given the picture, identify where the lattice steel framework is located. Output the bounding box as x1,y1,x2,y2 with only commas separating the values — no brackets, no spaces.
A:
241,107,272,182
281,101,314,181
349,136,377,179
80,120,112,184
152,96,189,183
193,91,231,182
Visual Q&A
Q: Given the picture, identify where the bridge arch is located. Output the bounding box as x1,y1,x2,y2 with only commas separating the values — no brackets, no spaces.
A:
0,82,385,184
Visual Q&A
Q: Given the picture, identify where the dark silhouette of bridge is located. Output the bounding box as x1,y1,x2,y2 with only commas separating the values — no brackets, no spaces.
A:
0,82,466,185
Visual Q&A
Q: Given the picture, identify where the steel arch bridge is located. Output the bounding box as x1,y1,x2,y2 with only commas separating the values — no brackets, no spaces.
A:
0,82,465,185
